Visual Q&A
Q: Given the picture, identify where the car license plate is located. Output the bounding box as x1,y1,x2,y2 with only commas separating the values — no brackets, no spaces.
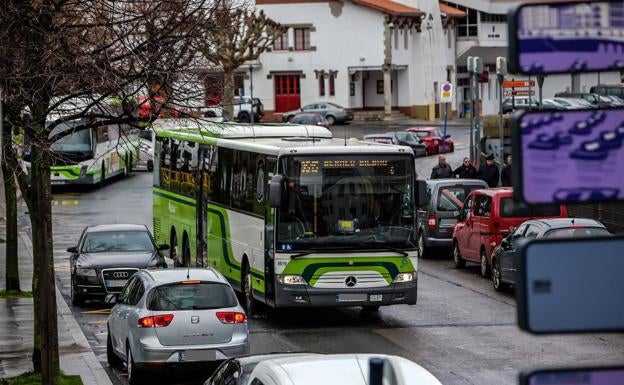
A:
179,350,216,362
105,279,127,288
439,219,457,227
337,294,367,302
369,294,383,302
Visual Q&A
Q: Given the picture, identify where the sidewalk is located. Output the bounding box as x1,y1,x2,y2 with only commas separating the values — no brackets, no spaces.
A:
0,176,112,385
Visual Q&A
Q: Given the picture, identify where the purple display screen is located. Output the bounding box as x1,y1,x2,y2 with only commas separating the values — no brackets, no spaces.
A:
528,369,624,385
516,2,624,74
517,108,624,204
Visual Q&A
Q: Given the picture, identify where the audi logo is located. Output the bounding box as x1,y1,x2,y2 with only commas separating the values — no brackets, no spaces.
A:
112,272,129,279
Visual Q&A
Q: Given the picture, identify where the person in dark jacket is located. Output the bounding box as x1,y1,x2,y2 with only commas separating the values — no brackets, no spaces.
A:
478,154,500,188
453,157,477,179
500,155,513,187
430,155,453,179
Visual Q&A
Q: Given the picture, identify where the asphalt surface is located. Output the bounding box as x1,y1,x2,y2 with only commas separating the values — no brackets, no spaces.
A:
22,124,624,385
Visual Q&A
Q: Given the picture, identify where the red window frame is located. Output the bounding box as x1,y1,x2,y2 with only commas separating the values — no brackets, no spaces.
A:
319,76,325,96
294,28,311,51
329,74,335,96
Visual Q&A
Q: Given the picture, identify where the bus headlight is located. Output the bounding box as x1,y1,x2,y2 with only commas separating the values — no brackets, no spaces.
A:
278,275,307,285
394,272,415,283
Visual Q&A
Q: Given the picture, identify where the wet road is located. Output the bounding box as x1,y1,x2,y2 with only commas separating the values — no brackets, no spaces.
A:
27,125,624,385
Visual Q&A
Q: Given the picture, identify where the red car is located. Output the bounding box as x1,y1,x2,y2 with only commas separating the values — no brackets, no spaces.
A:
452,188,567,277
405,127,454,155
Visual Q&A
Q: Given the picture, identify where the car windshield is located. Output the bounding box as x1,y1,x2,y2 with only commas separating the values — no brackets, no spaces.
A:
82,231,155,253
544,227,610,239
437,186,480,211
500,198,561,217
147,282,238,310
293,115,316,124
277,155,416,250
404,133,421,144
49,122,92,153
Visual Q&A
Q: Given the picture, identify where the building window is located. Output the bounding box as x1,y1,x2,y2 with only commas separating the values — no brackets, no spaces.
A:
319,76,325,96
443,2,478,37
329,73,335,96
294,28,311,51
394,28,399,49
480,12,506,23
273,30,288,51
350,82,355,96
376,80,393,94
404,29,409,49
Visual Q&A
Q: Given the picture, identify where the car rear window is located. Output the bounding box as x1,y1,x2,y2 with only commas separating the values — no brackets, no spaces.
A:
500,198,561,218
82,231,154,253
147,282,238,311
544,227,610,239
436,186,480,211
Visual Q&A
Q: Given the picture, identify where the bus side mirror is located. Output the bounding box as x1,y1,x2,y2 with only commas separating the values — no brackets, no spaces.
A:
415,180,427,207
269,174,285,208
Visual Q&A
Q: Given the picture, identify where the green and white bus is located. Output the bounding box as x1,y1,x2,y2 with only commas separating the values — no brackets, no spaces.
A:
152,119,425,313
21,96,141,185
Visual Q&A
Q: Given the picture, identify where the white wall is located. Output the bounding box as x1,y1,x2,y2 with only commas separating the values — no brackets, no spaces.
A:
252,2,386,112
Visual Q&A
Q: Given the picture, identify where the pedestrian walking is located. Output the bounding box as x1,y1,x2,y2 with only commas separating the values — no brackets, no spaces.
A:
478,154,500,188
500,155,513,187
453,157,477,179
430,155,453,179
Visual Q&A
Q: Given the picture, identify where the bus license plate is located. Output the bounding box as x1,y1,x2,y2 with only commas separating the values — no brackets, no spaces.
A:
337,294,366,302
369,294,383,302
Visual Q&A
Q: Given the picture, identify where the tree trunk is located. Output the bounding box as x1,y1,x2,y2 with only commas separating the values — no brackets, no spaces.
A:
29,141,59,385
2,123,19,292
222,70,235,120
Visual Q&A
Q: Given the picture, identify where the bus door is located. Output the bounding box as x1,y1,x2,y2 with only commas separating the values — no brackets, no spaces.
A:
196,147,206,267
264,157,277,305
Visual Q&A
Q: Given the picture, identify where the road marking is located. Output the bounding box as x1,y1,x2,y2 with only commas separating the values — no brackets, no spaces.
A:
88,320,108,325
82,308,112,315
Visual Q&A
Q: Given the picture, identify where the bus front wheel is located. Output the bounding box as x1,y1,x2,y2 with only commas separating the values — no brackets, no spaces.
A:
242,261,255,316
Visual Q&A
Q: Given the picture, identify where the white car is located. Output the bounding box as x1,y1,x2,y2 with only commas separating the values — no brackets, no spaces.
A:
204,97,264,123
205,353,442,385
137,130,154,171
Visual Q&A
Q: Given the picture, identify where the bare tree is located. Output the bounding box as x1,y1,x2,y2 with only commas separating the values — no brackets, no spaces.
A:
0,1,219,384
2,109,20,293
198,3,283,119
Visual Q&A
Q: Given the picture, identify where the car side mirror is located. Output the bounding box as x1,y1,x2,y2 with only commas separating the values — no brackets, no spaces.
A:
269,174,285,208
104,294,117,304
158,244,170,251
415,180,428,207
67,246,78,254
501,238,510,249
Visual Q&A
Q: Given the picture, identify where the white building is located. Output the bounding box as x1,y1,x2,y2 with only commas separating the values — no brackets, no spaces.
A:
221,0,622,121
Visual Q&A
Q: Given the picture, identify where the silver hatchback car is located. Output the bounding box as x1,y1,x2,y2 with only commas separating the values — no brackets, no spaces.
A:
106,268,250,385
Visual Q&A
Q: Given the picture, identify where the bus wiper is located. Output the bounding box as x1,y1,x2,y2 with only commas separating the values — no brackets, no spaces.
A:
290,247,357,259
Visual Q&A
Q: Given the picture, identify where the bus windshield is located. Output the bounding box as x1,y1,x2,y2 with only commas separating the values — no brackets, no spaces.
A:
277,155,415,251
49,122,92,153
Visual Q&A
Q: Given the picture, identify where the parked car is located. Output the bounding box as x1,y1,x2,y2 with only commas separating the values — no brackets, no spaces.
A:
282,102,353,125
290,113,330,128
107,268,250,385
452,188,567,277
602,95,624,107
205,97,264,123
363,132,427,157
417,179,488,258
68,224,171,305
554,92,611,107
405,127,454,155
501,97,566,113
490,218,610,291
590,84,624,98
205,353,443,385
137,130,154,172
553,97,597,109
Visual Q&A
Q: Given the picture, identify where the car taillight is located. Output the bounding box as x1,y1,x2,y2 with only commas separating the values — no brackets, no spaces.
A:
216,312,247,324
138,314,174,328
428,215,436,230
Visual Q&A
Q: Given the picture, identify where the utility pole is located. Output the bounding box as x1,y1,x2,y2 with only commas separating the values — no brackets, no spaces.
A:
496,57,507,164
537,75,545,112
473,57,483,163
249,64,254,125
467,56,474,163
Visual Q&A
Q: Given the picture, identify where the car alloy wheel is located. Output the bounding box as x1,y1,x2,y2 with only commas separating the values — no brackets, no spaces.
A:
243,264,254,316
491,258,504,291
418,232,426,258
480,249,491,278
453,242,465,269
326,115,336,125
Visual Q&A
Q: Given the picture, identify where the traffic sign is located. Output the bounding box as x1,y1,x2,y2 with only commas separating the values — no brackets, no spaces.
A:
503,80,535,88
440,82,454,103
504,89,535,96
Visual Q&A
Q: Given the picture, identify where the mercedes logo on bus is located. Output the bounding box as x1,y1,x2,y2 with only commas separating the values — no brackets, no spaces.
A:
112,272,129,279
345,276,357,287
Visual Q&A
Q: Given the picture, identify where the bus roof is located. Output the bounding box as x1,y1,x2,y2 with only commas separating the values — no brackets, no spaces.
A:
151,119,415,157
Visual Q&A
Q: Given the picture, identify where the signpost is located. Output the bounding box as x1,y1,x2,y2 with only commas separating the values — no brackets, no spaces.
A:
440,82,453,154
496,56,507,165
503,80,535,88
504,90,535,96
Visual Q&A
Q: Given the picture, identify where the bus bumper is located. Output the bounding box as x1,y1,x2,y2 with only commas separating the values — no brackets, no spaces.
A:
273,279,417,307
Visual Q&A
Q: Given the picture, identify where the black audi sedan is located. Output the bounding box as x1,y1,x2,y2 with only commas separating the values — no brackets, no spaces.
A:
68,224,171,306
